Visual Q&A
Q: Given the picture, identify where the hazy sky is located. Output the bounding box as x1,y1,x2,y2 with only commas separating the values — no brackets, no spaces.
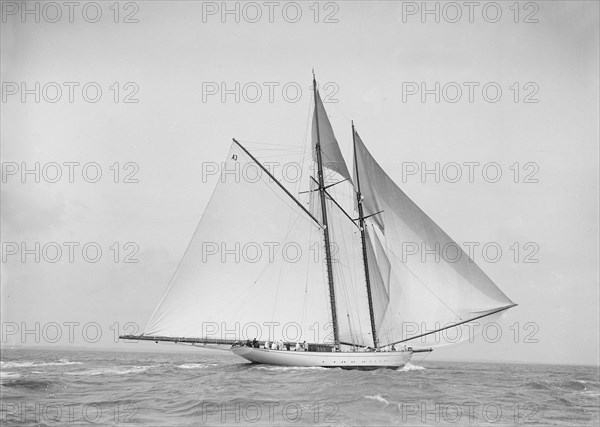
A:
1,1,598,365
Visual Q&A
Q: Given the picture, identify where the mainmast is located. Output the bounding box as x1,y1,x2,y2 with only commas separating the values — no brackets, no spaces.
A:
312,72,340,348
352,122,379,348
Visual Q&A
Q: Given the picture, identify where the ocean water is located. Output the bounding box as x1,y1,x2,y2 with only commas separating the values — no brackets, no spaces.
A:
1,347,598,426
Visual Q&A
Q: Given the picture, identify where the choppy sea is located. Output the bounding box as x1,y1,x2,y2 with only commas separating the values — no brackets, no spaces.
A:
1,347,598,426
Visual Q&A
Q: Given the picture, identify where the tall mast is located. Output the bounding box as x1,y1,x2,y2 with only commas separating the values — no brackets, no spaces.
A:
312,72,340,348
352,122,379,348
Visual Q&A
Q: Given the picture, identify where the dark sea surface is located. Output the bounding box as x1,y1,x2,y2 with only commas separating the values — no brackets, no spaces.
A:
1,347,598,426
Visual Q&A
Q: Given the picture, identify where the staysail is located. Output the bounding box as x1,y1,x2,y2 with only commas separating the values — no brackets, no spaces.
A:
352,129,516,347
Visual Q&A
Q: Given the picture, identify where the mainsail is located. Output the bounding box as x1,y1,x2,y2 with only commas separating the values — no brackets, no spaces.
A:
145,143,333,344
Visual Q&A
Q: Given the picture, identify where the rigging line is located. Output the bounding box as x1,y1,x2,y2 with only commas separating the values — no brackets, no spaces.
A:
388,304,517,346
250,153,306,160
318,147,351,184
329,198,364,346
214,228,307,324
355,225,373,346
381,247,397,346
249,145,304,150
226,278,265,322
331,201,359,340
249,149,305,154
256,171,313,227
300,89,313,189
301,220,315,340
345,313,356,348
325,190,358,228
321,113,352,174
331,100,353,123
312,176,357,229
241,140,304,148
317,232,334,337
251,213,303,286
142,149,233,334
191,173,305,323
330,102,357,172
352,226,376,345
367,224,393,340
270,207,297,330
234,138,323,228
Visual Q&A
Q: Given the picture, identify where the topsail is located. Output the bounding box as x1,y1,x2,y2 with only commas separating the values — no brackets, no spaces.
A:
311,88,352,182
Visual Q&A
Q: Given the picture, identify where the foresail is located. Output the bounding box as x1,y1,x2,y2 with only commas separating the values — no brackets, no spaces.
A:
312,88,352,182
144,142,333,344
364,227,390,333
353,130,516,347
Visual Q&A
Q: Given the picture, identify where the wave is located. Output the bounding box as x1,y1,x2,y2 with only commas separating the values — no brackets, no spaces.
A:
65,365,155,376
364,394,391,405
176,363,217,369
525,379,599,393
0,371,21,380
251,365,328,371
397,363,425,372
0,359,83,369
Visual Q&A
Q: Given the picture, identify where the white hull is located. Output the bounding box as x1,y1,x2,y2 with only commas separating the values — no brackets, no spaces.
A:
231,347,412,369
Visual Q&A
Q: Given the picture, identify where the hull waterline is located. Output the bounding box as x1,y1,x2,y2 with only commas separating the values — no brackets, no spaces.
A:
231,347,412,369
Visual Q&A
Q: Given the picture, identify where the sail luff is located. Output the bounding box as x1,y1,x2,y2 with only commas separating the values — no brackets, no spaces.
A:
352,124,379,348
312,73,340,347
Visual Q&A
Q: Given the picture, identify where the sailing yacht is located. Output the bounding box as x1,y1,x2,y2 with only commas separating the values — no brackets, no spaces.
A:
120,74,516,369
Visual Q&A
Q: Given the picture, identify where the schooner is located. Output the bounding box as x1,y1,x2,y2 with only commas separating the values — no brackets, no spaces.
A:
120,74,516,368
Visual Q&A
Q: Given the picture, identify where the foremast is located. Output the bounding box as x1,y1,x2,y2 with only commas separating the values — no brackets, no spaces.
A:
312,72,340,349
352,122,379,349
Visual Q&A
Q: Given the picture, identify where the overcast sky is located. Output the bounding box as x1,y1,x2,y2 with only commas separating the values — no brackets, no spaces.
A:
1,1,598,365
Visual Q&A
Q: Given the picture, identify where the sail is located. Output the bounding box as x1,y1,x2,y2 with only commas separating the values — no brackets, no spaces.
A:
326,191,374,347
353,130,515,347
312,88,352,182
364,227,390,333
308,90,377,347
145,142,334,344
